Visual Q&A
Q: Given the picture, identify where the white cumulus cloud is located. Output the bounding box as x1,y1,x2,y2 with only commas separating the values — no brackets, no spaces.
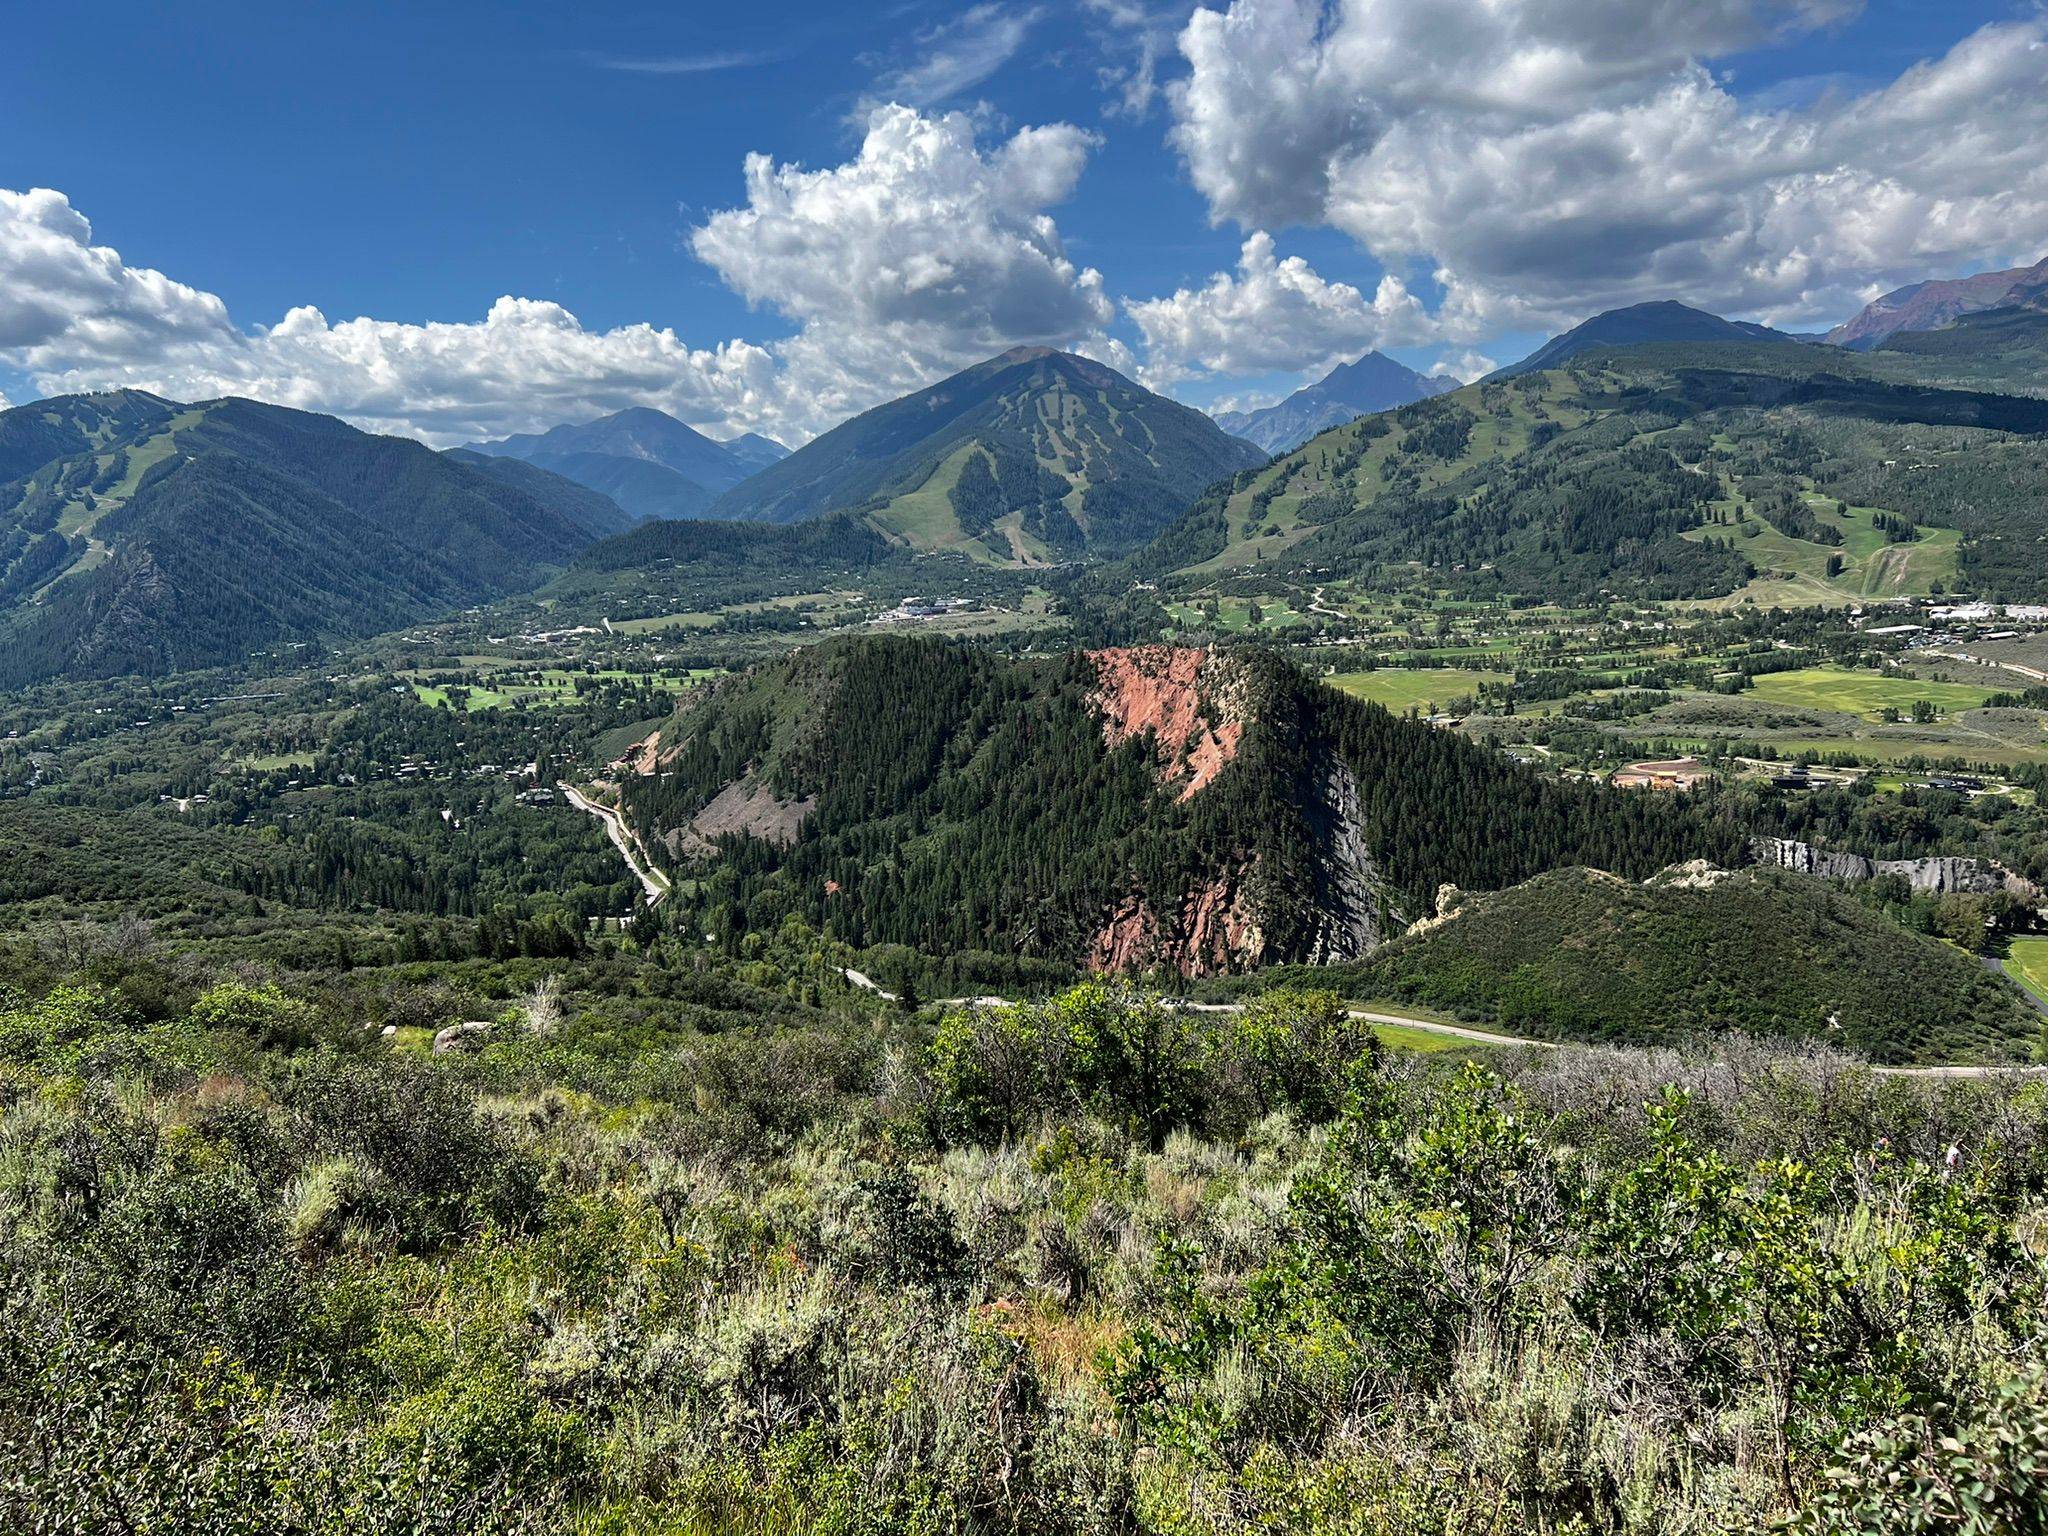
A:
0,187,237,362
1429,351,1496,383
692,104,1112,416
1125,229,1436,383
0,106,1117,446
1168,1,2048,331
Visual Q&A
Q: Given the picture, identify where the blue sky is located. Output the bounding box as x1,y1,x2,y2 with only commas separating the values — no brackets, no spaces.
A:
3,0,2043,444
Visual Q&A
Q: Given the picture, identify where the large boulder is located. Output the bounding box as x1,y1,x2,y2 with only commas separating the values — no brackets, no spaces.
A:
432,1021,494,1055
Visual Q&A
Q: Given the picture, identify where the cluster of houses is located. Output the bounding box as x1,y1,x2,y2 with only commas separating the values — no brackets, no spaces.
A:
875,596,976,625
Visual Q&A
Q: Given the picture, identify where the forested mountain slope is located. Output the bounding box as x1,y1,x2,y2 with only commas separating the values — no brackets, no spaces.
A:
1131,338,2048,602
437,449,636,538
1490,301,1796,379
705,348,1266,563
620,637,1734,972
1867,303,2048,398
0,392,614,684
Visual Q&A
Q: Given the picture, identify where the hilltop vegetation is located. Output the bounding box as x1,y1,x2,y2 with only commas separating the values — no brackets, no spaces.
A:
1348,865,2039,1064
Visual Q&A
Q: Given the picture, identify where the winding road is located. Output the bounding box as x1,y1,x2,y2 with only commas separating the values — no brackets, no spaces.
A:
560,782,668,906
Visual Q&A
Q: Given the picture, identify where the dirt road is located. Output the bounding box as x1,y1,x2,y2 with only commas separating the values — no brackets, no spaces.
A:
839,968,1010,1008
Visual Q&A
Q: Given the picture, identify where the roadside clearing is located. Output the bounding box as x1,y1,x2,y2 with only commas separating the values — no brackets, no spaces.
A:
838,968,2043,1079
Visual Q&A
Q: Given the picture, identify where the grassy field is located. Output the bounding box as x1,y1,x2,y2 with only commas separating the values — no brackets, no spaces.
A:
1370,1021,1500,1053
411,667,709,712
1167,596,1311,631
868,444,1016,564
1682,499,1960,609
1327,667,1511,713
1746,666,1996,721
612,591,856,635
2005,939,2048,1009
608,610,721,635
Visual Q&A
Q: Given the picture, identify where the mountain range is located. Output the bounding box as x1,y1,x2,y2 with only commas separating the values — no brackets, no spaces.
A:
7,249,2048,685
1131,314,2048,600
464,406,789,522
0,391,625,686
1827,255,2048,351
1214,352,1455,455
703,346,1267,562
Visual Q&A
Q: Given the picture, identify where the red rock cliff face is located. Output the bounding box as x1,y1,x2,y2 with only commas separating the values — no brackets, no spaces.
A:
1087,869,1268,976
1086,646,1246,803
1084,648,1269,975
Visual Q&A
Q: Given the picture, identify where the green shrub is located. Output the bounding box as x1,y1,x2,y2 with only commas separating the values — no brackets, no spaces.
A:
1208,987,1380,1128
377,1358,591,1491
190,980,318,1049
285,1057,541,1246
1793,1368,2048,1534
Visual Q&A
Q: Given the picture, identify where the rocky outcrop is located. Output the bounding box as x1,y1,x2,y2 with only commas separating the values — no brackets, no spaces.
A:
666,775,816,860
1088,868,1267,975
1087,647,1249,803
1090,894,1161,973
1405,883,1471,937
432,1021,494,1055
1085,759,1383,976
1750,837,2041,900
1080,663,1392,974
1651,859,1738,889
611,731,662,777
1181,870,1266,972
1299,761,1386,962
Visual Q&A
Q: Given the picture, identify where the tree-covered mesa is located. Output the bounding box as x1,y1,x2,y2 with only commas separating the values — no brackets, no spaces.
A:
3,945,2046,1534
625,636,1736,971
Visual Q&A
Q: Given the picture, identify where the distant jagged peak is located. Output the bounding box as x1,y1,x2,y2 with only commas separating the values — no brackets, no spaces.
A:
990,343,1063,366
1827,254,2048,351
1211,349,1450,455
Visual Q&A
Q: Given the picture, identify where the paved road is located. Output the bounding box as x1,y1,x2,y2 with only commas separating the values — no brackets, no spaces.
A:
840,968,2040,1077
1988,953,2048,1021
560,782,667,906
